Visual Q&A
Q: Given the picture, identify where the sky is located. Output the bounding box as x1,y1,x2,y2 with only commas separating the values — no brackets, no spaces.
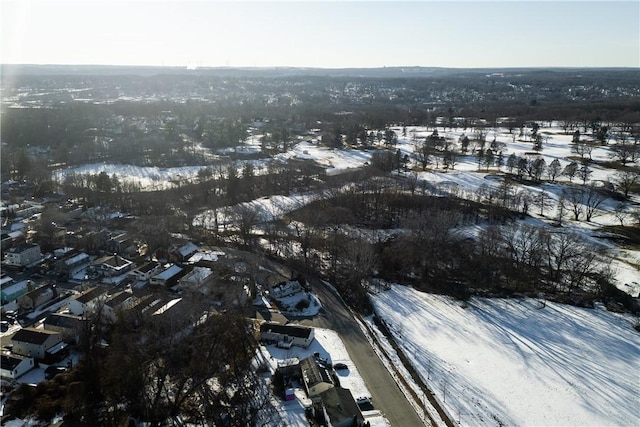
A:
1,1,639,69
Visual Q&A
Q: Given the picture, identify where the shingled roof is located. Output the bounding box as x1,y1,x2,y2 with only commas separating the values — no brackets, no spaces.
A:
12,328,60,345
260,322,313,339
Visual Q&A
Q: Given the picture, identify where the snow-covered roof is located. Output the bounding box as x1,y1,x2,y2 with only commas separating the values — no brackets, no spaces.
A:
180,266,213,285
1,280,28,295
154,264,183,281
177,241,198,257
64,253,90,266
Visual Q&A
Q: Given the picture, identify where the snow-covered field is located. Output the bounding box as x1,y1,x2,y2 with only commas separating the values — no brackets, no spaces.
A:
370,285,640,427
53,123,639,296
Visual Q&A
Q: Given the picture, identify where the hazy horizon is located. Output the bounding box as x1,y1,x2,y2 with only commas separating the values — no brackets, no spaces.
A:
2,1,639,69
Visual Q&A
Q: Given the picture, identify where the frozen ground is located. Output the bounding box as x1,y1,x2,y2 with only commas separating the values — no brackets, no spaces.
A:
370,284,640,427
53,123,639,297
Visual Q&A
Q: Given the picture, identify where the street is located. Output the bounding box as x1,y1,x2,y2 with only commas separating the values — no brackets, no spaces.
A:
299,279,427,427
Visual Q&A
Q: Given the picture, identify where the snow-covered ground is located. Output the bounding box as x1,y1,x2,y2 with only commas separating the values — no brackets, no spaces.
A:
53,123,639,296
369,284,640,427
261,327,390,427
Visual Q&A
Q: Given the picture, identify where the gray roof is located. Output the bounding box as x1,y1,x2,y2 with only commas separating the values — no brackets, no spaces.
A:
134,261,159,274
105,291,134,308
153,264,183,281
43,313,86,329
1,354,29,370
12,328,60,345
319,387,364,426
260,322,313,339
74,287,107,304
300,356,333,388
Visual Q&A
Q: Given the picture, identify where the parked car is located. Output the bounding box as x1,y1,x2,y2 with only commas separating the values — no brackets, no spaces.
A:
44,366,67,380
333,363,348,370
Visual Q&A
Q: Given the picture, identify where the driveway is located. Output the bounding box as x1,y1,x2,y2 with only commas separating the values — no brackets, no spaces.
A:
299,279,427,427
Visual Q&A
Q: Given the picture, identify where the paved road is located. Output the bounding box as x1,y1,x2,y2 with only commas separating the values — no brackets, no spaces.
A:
299,279,426,427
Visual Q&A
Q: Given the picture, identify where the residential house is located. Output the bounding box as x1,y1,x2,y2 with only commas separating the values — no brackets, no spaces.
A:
0,279,29,305
108,232,134,254
151,297,195,335
76,229,108,253
270,280,303,299
4,243,42,268
1,222,26,250
11,327,63,359
14,202,44,219
170,241,198,262
318,387,365,427
43,313,87,344
1,232,14,251
49,226,68,247
260,322,315,348
150,264,184,287
102,291,136,323
0,275,15,290
55,252,92,279
0,354,35,384
300,355,335,398
93,254,133,277
68,286,108,316
108,232,146,259
178,266,214,295
129,261,162,283
17,282,58,311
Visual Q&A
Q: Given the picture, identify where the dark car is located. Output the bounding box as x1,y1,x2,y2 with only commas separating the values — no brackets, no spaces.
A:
333,363,348,370
44,366,67,380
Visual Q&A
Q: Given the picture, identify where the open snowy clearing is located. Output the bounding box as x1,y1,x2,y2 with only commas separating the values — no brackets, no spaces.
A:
370,285,640,427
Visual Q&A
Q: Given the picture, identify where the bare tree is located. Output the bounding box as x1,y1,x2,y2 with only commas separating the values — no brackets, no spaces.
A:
583,184,607,222
612,169,639,198
578,163,593,185
233,203,262,246
543,231,599,293
613,203,630,226
547,158,562,182
562,188,584,221
609,130,638,165
571,141,593,161
534,191,553,216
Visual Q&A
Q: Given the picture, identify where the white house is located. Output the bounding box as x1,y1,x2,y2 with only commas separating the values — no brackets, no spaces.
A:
43,312,87,344
93,254,133,277
17,283,57,311
172,241,198,262
260,322,315,348
102,291,137,323
178,266,214,295
300,356,335,397
4,243,42,268
150,264,184,287
57,252,92,277
129,261,162,282
0,354,35,384
270,280,302,299
11,328,63,359
68,286,108,316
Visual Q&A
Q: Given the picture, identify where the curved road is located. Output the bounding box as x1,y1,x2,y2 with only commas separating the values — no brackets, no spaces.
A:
299,279,426,427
